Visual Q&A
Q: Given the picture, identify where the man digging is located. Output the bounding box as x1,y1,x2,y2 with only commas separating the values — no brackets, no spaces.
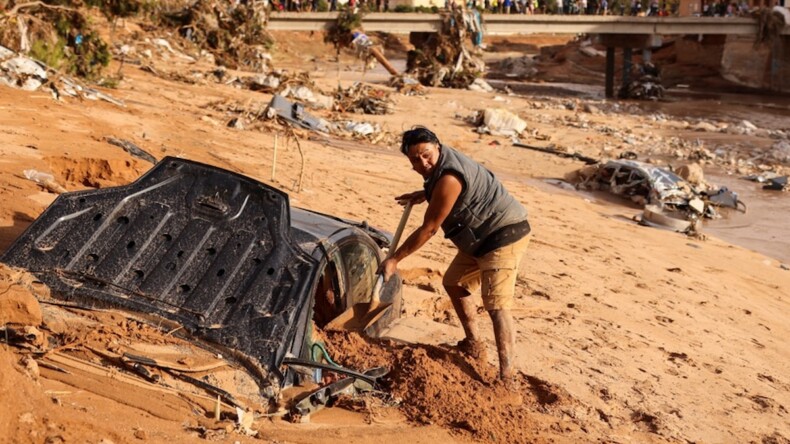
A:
380,126,531,384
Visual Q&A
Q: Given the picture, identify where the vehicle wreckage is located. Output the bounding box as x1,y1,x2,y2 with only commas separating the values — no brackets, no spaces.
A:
1,157,403,416
573,159,745,233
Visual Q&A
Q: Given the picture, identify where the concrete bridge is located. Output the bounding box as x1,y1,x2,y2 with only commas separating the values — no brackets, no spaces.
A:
267,12,789,35
267,12,790,96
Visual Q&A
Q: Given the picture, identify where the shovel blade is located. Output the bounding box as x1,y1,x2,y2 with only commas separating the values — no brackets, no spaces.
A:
325,301,392,332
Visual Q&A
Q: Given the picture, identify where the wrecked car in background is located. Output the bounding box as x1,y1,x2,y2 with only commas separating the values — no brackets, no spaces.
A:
574,159,745,233
1,157,402,400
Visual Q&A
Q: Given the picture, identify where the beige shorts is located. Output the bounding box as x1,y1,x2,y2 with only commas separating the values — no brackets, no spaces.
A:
442,235,530,311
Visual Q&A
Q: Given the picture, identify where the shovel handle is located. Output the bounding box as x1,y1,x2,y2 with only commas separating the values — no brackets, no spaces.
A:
388,200,413,259
372,201,413,304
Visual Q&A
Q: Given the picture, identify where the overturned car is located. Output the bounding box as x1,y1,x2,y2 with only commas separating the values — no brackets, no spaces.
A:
1,157,402,400
573,159,745,232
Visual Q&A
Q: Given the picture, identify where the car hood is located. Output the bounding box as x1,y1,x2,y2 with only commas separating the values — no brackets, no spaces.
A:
1,157,318,390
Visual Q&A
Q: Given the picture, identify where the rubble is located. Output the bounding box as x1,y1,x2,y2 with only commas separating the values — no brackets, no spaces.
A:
1,45,124,106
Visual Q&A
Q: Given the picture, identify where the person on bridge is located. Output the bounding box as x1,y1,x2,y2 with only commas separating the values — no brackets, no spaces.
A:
379,127,532,384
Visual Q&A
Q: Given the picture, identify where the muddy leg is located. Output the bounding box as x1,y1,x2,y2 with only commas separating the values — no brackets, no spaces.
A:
489,309,515,380
445,285,480,341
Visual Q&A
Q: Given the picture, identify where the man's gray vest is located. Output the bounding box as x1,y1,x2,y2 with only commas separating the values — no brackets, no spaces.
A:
424,145,527,255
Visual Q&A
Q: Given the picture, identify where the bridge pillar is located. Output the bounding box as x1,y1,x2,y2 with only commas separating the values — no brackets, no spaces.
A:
598,34,662,99
623,47,633,95
605,47,615,98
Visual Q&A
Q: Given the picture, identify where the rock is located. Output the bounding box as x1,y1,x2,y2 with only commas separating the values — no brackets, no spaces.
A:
467,78,494,92
676,163,706,186
741,120,757,130
583,104,599,114
693,121,718,132
20,356,39,381
771,141,790,161
580,46,605,57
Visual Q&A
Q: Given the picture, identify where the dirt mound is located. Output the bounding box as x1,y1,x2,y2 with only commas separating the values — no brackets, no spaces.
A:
45,156,149,188
0,264,44,326
325,331,572,443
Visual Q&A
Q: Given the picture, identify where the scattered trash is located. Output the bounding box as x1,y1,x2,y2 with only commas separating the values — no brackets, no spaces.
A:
762,175,789,191
475,108,526,137
0,46,47,91
22,169,67,194
105,137,157,165
341,121,378,137
467,78,494,93
334,82,394,115
743,173,790,191
388,75,426,96
0,45,124,106
266,94,331,133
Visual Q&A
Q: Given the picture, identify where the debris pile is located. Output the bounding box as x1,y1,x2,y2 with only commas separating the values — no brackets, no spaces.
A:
754,6,789,45
0,2,112,79
1,45,124,106
619,63,664,100
158,0,272,72
406,7,485,88
334,82,394,115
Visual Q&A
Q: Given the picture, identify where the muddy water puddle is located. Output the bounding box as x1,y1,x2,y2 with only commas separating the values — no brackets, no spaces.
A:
703,173,790,264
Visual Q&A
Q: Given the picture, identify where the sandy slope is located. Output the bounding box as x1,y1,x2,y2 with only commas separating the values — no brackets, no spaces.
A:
0,25,789,444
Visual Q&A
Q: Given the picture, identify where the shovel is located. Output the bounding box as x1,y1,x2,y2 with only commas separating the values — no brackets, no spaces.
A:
326,200,413,332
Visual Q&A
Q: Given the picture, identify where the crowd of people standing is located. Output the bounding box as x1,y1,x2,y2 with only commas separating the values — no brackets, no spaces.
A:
273,0,759,17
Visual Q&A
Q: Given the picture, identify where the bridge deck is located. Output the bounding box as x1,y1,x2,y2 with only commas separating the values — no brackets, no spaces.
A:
267,12,790,35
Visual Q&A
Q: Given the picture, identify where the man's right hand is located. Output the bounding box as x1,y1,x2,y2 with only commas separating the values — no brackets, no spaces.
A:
378,257,399,282
395,190,426,206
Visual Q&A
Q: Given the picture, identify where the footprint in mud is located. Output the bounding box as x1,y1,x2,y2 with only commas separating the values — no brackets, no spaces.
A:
630,410,661,434
523,374,560,406
749,395,787,414
530,289,551,300
702,362,724,375
655,315,674,324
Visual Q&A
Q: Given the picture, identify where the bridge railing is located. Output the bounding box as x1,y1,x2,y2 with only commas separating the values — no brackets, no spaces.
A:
266,12,790,35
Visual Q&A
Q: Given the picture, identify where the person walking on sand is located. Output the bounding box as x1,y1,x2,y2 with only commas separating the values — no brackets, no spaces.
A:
379,127,532,383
